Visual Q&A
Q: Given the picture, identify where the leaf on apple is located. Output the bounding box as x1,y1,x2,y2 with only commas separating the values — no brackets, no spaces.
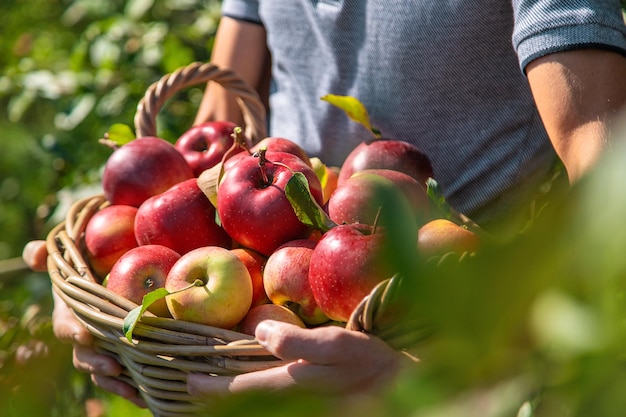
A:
123,287,170,343
425,177,451,219
123,279,204,342
197,163,223,208
285,172,337,233
99,123,136,148
309,157,329,189
425,178,486,238
321,94,381,137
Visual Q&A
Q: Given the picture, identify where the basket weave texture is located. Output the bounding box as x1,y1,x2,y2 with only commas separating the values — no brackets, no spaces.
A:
46,62,408,417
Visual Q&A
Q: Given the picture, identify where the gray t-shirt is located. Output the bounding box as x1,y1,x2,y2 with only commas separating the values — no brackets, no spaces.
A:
221,0,626,226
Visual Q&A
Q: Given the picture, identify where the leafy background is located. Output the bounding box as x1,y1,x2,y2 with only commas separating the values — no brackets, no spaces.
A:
1,1,626,416
0,1,220,415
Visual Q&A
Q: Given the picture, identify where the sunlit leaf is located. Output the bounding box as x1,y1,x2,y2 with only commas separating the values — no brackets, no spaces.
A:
106,123,136,146
309,156,329,189
321,94,380,137
123,288,169,342
197,163,222,208
426,177,451,218
123,279,204,342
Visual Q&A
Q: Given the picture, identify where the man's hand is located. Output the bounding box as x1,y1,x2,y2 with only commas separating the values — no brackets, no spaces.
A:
24,240,412,405
23,240,146,407
187,320,410,398
52,291,148,408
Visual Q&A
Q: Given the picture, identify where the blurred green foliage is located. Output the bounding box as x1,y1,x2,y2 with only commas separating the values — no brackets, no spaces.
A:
203,123,626,417
1,1,220,416
0,0,221,258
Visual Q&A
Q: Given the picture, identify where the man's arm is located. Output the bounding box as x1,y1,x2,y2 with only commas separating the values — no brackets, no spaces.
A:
526,49,626,182
194,16,271,126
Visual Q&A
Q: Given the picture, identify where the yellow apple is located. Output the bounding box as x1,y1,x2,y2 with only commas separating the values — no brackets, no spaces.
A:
165,246,253,329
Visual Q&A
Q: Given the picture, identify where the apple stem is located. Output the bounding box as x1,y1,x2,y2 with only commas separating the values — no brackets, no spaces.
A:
166,279,206,297
255,147,271,185
372,206,382,234
220,127,251,167
232,127,253,155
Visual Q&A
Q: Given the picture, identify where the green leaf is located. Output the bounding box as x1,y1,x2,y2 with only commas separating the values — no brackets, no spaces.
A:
286,172,337,233
123,279,205,342
426,177,451,218
321,94,381,137
123,287,169,343
106,123,136,146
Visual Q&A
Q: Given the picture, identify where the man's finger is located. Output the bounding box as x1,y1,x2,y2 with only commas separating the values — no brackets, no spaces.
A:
187,365,297,398
73,344,122,376
52,292,93,345
22,240,48,272
255,320,371,364
187,359,386,397
91,374,147,408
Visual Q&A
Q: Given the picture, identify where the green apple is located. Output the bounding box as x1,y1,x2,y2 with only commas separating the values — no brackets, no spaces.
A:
165,246,253,329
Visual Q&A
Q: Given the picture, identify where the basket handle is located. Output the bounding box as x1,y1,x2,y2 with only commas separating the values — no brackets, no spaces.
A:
134,62,267,143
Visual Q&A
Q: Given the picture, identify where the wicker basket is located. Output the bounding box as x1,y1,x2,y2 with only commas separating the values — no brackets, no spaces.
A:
46,62,420,417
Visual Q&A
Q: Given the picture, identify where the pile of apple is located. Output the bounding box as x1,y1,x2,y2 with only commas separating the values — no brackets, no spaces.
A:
85,119,480,336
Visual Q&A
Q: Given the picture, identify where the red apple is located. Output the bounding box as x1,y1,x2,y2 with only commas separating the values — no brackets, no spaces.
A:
251,137,312,166
175,121,251,177
349,169,431,225
135,178,232,255
217,150,324,256
106,245,181,317
309,223,396,322
102,136,194,207
85,204,139,281
165,246,253,329
237,304,306,336
338,139,434,187
327,171,418,235
417,218,480,259
222,136,312,172
263,239,328,325
231,247,269,308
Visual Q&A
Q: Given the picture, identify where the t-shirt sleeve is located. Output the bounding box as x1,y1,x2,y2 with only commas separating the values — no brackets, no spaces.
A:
221,0,262,24
512,0,626,71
